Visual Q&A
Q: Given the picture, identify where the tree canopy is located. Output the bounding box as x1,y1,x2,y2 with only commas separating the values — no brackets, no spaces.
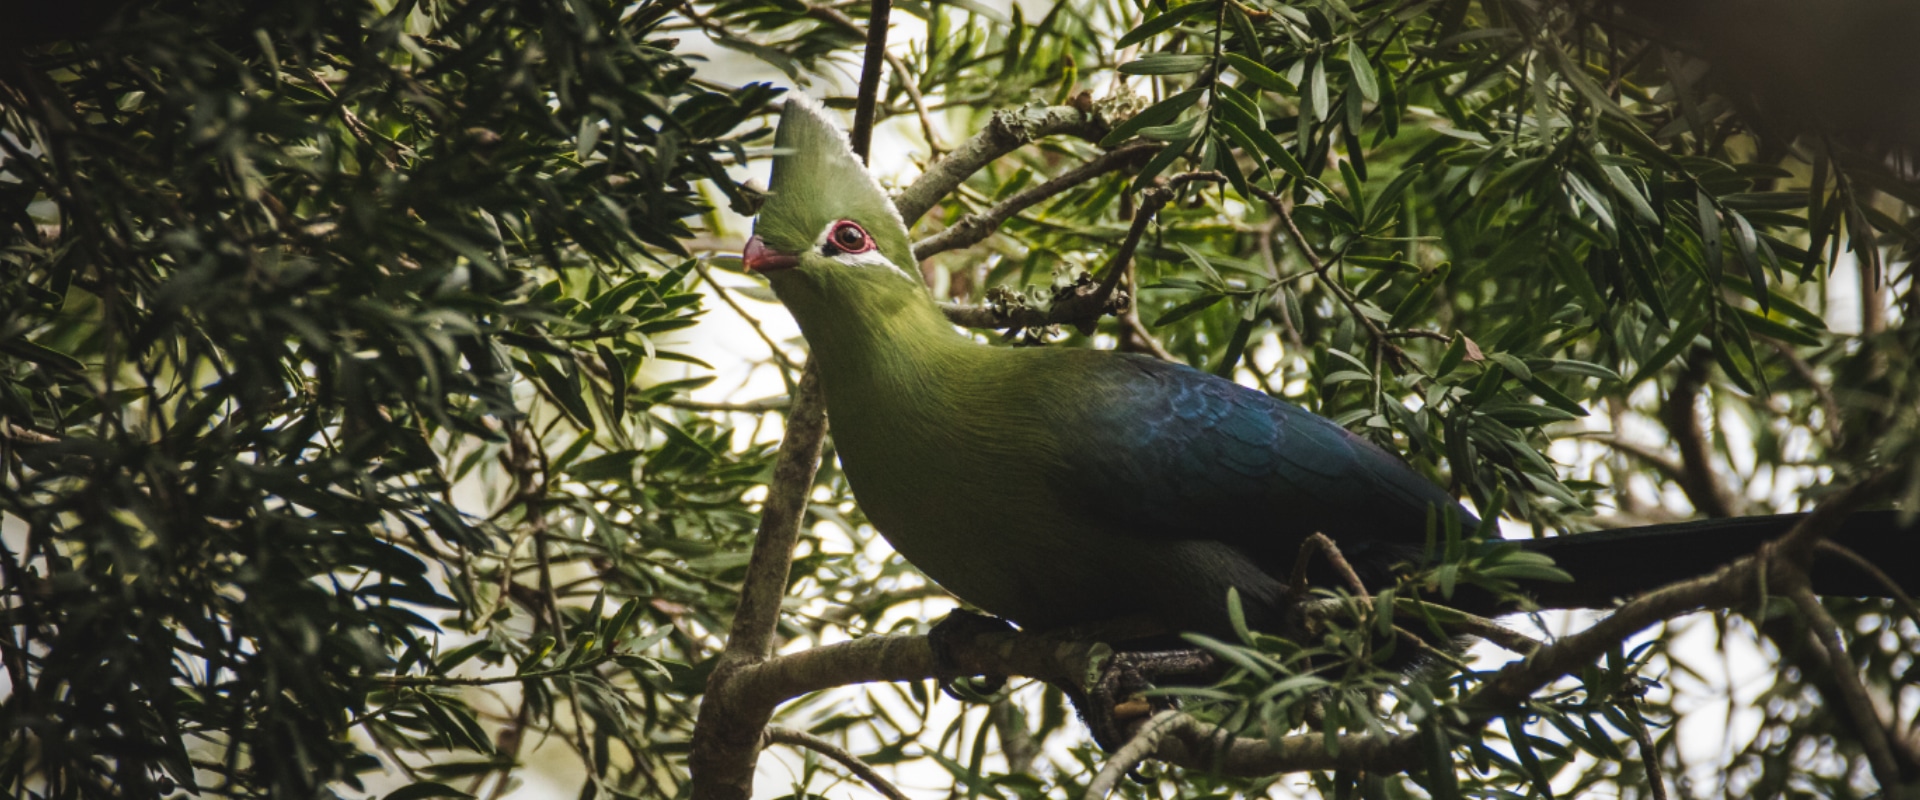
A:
2,1,1917,799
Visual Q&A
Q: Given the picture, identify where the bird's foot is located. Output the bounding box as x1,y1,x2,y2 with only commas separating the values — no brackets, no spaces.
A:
1078,648,1221,751
928,609,1015,700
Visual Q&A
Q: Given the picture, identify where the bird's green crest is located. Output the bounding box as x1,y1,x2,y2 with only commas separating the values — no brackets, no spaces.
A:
756,97,915,274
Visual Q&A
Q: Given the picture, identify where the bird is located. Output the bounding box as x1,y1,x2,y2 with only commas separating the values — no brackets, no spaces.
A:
741,95,1916,646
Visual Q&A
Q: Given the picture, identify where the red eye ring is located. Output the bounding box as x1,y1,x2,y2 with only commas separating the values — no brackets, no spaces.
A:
826,220,874,255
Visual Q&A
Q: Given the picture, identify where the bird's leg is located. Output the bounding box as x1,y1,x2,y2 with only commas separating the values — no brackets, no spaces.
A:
927,609,1015,700
1077,648,1223,751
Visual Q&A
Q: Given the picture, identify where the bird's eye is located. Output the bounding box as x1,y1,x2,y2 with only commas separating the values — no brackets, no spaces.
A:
825,221,874,255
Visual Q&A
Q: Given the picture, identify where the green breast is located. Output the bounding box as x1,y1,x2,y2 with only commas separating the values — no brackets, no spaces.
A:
816,344,1161,628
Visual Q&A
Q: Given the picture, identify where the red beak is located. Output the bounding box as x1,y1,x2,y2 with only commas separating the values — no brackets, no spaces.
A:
742,236,799,273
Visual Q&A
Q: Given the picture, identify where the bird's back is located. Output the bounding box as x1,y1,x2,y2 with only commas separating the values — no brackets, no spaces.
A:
821,341,1475,637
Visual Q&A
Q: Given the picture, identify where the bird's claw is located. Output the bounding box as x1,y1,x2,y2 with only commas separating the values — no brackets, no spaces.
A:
1076,648,1222,751
928,609,1015,701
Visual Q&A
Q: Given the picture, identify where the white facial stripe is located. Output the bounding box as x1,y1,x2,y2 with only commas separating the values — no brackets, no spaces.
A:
833,249,897,269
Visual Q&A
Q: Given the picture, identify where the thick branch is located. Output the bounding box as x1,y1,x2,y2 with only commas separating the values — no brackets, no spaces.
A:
912,142,1158,260
1659,356,1741,517
723,629,1102,712
688,365,829,800
938,293,1130,331
893,105,1112,224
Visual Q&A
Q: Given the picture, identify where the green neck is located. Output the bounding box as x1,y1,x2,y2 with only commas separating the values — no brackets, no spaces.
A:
769,268,974,393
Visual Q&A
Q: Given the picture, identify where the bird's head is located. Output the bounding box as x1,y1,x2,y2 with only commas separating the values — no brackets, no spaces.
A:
745,97,926,319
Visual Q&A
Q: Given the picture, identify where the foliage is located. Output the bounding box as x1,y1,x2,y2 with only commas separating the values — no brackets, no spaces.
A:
2,0,776,796
2,0,1918,799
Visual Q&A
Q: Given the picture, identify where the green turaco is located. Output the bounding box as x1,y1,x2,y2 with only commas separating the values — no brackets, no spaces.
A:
741,96,1915,642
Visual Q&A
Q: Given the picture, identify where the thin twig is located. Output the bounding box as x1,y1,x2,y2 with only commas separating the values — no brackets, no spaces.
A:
847,0,892,162
687,366,831,799
375,651,620,687
804,4,942,153
1247,185,1410,369
765,727,913,800
0,422,58,444
1119,309,1178,361
912,141,1158,259
1815,540,1920,630
1660,356,1742,518
1085,710,1189,800
697,261,802,384
1766,338,1844,447
1382,329,1452,343
892,105,1112,224
1593,435,1690,486
935,171,1225,333
1625,699,1671,800
1393,601,1544,656
1287,532,1373,606
1787,582,1905,797
660,395,792,413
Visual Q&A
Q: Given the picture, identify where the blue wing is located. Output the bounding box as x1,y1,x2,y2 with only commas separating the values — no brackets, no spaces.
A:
1058,354,1477,582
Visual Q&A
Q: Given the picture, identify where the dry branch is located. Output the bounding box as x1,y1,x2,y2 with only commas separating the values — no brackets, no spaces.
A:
892,105,1112,224
912,142,1158,260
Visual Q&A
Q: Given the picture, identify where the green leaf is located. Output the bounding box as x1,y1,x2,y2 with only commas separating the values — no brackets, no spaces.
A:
0,339,84,373
1347,255,1417,272
1435,335,1468,378
1504,716,1559,800
1217,112,1306,179
1695,189,1724,277
1308,55,1329,122
1388,263,1450,330
1115,2,1216,49
1118,54,1213,75
1728,210,1769,313
1721,191,1808,210
1153,293,1226,327
1131,138,1193,192
1223,52,1297,94
1626,315,1708,387
1734,308,1822,347
1100,88,1205,147
528,357,596,430
1346,40,1379,102
385,782,477,800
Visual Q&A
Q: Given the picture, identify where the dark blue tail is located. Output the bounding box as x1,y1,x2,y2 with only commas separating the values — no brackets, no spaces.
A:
1501,509,1920,610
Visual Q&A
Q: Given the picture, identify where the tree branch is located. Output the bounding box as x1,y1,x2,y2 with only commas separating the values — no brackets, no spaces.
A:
893,105,1113,224
1659,355,1742,518
660,395,792,413
764,726,912,800
937,172,1225,333
688,365,830,800
689,475,1888,791
1787,581,1907,798
847,0,892,162
912,142,1158,260
804,4,942,153
1247,184,1411,369
1085,710,1187,800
